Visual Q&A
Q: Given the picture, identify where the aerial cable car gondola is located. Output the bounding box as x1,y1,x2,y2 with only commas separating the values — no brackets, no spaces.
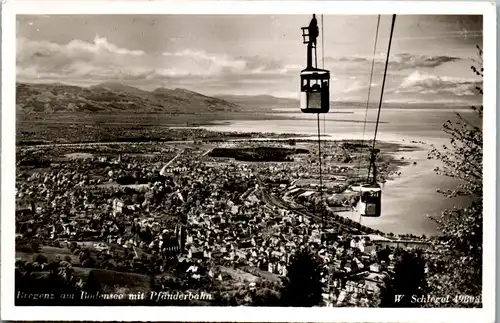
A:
300,14,330,114
359,14,397,218
359,149,382,218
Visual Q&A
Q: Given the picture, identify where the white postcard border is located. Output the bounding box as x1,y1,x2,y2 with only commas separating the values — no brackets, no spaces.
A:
1,1,496,322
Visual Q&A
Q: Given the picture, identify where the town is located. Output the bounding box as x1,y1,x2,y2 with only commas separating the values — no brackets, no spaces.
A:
15,133,431,306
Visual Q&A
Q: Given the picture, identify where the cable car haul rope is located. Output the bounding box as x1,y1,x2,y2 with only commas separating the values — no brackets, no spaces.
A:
299,14,396,224
359,14,396,219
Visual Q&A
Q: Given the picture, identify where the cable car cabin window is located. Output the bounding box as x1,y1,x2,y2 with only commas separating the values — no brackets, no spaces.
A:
300,75,329,91
300,75,329,114
364,203,378,217
361,190,380,203
304,92,322,110
311,83,321,91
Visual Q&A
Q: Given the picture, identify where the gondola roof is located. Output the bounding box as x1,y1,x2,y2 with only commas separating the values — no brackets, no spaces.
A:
360,183,382,192
300,67,330,75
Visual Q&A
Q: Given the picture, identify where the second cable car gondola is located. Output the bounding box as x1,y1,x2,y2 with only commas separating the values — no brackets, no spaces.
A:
300,14,330,114
359,182,382,217
359,149,382,218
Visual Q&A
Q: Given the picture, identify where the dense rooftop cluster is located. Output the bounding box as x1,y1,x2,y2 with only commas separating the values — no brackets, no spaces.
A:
15,138,429,306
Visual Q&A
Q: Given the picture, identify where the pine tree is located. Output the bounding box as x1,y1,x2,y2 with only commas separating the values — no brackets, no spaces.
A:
281,248,324,307
379,248,427,307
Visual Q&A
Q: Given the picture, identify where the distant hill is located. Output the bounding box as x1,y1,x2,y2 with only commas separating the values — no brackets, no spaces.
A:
217,94,299,105
152,87,240,113
216,94,370,111
16,82,239,114
216,94,474,111
216,94,299,112
90,82,150,96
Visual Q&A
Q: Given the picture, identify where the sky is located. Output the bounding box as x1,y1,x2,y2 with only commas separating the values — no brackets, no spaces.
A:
16,14,483,104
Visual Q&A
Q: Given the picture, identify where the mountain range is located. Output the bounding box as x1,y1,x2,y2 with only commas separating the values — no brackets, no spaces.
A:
16,82,241,114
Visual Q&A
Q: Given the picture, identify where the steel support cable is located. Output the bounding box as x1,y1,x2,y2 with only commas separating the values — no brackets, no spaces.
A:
314,31,318,70
367,14,397,182
356,15,381,182
317,113,323,201
314,14,325,230
321,14,326,177
322,14,326,136
321,14,325,69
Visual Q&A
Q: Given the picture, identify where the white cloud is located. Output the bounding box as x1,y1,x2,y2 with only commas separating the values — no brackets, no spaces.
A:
162,49,246,73
327,53,461,71
90,36,145,56
18,36,144,60
161,49,299,76
396,70,481,97
17,36,148,83
340,81,379,94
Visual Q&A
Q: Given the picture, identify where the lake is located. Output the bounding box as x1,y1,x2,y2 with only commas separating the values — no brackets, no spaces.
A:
201,107,480,236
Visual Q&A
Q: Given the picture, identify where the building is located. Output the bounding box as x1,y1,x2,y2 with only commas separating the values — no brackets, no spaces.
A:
369,263,381,273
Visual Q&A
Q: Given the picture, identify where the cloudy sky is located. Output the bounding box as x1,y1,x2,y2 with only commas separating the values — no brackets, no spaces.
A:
17,14,482,104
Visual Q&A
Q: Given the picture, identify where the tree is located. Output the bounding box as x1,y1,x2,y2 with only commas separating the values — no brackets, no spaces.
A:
281,248,324,307
428,45,483,298
33,254,48,264
252,288,281,306
69,241,78,252
376,246,391,263
30,240,41,253
379,248,427,307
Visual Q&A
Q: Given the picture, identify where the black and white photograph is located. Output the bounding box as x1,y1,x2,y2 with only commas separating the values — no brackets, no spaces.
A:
1,1,496,322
